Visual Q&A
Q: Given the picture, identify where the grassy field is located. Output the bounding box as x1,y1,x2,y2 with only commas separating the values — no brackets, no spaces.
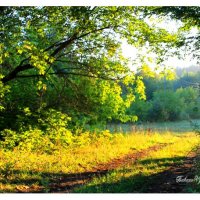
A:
0,131,181,192
106,119,200,133
0,122,200,192
75,133,200,193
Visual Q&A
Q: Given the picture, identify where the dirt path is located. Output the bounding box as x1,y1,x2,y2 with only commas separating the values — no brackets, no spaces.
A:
52,145,200,193
47,143,168,192
17,144,200,193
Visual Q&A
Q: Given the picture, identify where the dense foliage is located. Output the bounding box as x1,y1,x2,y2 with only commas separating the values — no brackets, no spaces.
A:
128,70,200,122
144,6,200,62
0,6,180,131
0,6,199,149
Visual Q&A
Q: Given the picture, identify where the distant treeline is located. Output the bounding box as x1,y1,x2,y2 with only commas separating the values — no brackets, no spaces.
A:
175,65,200,77
127,68,200,122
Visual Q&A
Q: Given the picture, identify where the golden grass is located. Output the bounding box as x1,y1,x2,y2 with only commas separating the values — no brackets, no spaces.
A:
0,131,199,192
75,132,200,192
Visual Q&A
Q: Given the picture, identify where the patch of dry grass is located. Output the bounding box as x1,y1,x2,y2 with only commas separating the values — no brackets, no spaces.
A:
0,131,199,192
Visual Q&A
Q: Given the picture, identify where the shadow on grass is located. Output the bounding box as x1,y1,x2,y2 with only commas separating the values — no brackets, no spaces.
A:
0,155,194,193
138,157,184,167
75,156,195,193
0,169,109,193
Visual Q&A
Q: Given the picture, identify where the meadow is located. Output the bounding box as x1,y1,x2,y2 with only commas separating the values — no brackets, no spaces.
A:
0,120,200,193
107,119,200,133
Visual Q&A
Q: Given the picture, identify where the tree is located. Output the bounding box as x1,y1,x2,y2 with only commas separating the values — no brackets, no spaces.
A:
176,87,200,119
150,90,184,121
145,6,200,61
0,6,178,127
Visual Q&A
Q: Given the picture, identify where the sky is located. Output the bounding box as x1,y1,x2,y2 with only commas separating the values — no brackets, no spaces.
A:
121,18,199,70
121,41,198,70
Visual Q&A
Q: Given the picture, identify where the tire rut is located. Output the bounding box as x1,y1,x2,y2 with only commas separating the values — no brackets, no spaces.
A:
47,143,168,193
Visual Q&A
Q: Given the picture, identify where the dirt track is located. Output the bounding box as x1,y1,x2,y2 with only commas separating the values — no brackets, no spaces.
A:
46,144,169,192
16,144,200,193
143,148,200,193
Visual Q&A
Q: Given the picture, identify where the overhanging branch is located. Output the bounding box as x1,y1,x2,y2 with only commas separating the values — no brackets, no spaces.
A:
15,71,126,81
1,25,112,84
1,64,33,83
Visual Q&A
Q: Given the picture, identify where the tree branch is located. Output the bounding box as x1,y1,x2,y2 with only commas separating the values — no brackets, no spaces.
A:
1,64,33,83
15,71,125,81
50,26,111,57
1,25,112,84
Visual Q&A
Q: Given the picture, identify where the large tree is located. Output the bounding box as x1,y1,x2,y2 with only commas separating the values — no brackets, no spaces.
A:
0,6,183,126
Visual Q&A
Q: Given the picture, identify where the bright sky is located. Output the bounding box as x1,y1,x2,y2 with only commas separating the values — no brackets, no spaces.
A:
121,18,199,71
121,41,198,70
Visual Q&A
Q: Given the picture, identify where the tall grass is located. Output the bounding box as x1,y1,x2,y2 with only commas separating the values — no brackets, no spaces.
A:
0,130,199,192
75,133,200,193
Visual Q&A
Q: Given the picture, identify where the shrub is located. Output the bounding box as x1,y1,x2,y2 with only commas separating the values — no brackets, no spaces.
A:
0,129,19,150
0,127,74,153
0,109,73,152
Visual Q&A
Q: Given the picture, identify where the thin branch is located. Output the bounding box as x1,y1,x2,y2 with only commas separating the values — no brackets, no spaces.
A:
44,39,66,52
15,71,125,81
1,64,33,83
51,26,111,57
1,25,113,84
51,33,78,57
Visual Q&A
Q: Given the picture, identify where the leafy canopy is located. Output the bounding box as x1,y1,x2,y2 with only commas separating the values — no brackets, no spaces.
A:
0,7,179,124
144,6,200,61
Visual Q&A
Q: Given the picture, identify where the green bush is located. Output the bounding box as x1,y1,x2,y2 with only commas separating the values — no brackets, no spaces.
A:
0,126,116,153
0,108,74,152
127,99,152,122
0,129,19,150
0,127,74,153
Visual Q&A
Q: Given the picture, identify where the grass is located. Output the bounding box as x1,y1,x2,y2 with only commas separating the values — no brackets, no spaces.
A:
75,133,200,193
0,131,175,192
189,145,200,192
0,128,199,192
106,119,200,133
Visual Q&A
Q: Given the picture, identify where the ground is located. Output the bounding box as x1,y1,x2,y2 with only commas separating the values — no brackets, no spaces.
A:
1,121,200,193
